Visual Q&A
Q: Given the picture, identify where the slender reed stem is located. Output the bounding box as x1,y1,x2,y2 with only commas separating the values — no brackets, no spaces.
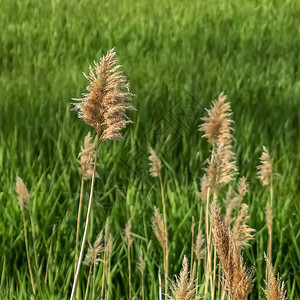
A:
101,235,108,299
92,263,96,300
75,178,85,277
128,243,132,299
105,250,112,300
141,272,145,300
45,225,56,283
22,211,36,295
204,186,210,299
211,191,218,300
191,217,195,277
29,212,39,285
159,174,168,300
84,264,92,300
158,268,162,300
268,181,273,262
70,134,100,300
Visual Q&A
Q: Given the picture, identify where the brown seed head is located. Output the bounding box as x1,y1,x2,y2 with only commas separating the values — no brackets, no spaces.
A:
149,147,162,177
152,206,166,249
84,231,104,266
232,204,255,250
16,176,30,211
124,219,133,248
138,252,145,275
264,254,287,300
257,146,273,186
199,92,233,146
78,132,99,180
170,256,197,300
206,143,237,192
194,231,205,262
196,174,209,203
73,48,135,140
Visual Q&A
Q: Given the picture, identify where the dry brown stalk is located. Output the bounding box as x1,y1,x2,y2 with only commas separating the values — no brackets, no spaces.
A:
232,204,255,251
266,206,273,268
194,230,205,291
16,177,36,295
71,48,134,300
124,219,133,299
138,252,145,300
101,218,110,299
149,147,169,299
210,201,253,300
105,233,113,300
190,216,195,277
84,264,92,300
198,92,233,146
264,255,287,300
169,256,197,300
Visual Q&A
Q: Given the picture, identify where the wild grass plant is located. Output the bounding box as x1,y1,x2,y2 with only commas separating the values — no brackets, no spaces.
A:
1,1,299,299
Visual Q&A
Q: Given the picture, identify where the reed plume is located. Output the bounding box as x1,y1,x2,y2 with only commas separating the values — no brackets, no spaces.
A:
72,48,135,140
124,219,133,299
70,48,135,300
210,201,253,300
169,256,197,300
232,204,255,250
138,252,145,300
194,230,205,291
83,231,104,300
16,177,36,295
149,148,169,299
264,255,287,300
198,92,233,146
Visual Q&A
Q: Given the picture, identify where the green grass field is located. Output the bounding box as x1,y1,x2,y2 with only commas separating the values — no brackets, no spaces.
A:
0,0,300,298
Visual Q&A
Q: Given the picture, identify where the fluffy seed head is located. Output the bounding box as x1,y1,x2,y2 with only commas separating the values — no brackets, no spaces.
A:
78,132,99,180
152,206,166,249
196,174,209,203
124,219,133,248
199,92,233,145
170,256,197,300
72,48,135,140
84,231,104,266
138,252,145,275
149,147,162,177
264,254,287,300
16,177,30,211
257,146,273,186
232,204,255,250
211,201,253,300
194,231,205,262
206,143,237,192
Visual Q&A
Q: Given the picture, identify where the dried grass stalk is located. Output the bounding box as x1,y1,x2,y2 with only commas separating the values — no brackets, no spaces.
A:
264,254,287,300
211,201,253,300
124,219,133,299
198,92,233,146
257,146,273,186
149,147,162,177
138,252,145,300
152,207,167,250
169,256,197,300
73,48,135,140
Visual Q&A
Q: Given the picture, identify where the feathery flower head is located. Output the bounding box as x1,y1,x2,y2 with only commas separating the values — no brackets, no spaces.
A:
149,147,162,177
206,143,237,192
257,146,273,186
199,92,233,145
78,132,99,180
170,256,197,300
232,204,255,250
211,201,253,300
152,206,166,249
73,48,135,140
16,176,30,211
196,174,209,203
194,231,205,262
84,231,104,266
124,219,133,248
138,252,145,275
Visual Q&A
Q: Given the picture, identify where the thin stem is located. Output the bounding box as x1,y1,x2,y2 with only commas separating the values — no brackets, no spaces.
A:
70,135,100,300
211,191,218,300
75,178,85,277
106,250,112,300
204,186,210,299
84,264,92,300
23,211,36,295
141,273,145,300
101,235,108,299
92,263,96,300
190,217,194,277
159,174,168,300
45,225,56,283
128,244,132,299
30,212,39,284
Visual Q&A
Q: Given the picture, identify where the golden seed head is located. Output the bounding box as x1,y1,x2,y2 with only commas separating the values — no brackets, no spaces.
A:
124,219,133,248
149,147,162,177
194,231,205,261
84,231,104,266
73,48,135,140
138,252,145,275
170,256,197,300
152,206,166,249
16,176,30,211
199,92,233,146
257,146,273,186
78,132,99,180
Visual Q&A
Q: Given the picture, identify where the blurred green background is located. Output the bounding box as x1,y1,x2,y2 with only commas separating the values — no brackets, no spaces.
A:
0,0,299,298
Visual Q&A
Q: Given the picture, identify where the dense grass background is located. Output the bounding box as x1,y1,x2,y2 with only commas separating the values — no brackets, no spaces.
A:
0,0,299,298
